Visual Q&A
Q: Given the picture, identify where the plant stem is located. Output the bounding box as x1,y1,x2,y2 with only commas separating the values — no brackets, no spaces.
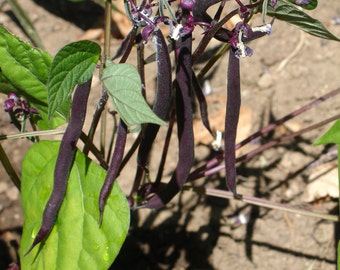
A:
188,88,340,181
104,0,112,59
100,0,113,157
201,113,340,178
6,0,44,49
0,143,20,190
0,129,65,140
199,187,339,222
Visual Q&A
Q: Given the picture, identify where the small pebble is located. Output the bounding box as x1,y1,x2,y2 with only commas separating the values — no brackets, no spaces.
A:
0,182,8,194
6,186,19,201
258,72,273,89
331,15,340,25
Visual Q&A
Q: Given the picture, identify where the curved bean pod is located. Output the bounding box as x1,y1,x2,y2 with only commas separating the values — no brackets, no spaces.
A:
141,31,194,209
26,79,92,255
98,120,127,224
137,28,172,161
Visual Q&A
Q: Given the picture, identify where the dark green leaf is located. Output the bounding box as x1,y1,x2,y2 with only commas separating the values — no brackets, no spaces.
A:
20,141,130,270
266,0,340,41
0,26,65,129
102,61,166,127
47,40,101,119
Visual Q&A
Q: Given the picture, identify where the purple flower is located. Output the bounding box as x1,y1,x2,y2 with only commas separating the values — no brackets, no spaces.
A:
229,21,273,58
3,92,39,117
4,98,15,112
294,0,312,5
180,0,195,11
270,0,277,8
170,14,211,40
235,0,250,20
4,92,18,112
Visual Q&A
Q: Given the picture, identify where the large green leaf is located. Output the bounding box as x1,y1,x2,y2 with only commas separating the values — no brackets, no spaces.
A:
20,141,130,270
48,40,101,119
0,26,65,129
266,0,340,41
102,61,166,127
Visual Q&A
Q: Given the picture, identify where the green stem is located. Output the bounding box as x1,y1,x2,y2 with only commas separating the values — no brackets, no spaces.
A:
100,0,113,157
6,0,44,49
0,142,21,190
0,129,65,141
104,0,112,58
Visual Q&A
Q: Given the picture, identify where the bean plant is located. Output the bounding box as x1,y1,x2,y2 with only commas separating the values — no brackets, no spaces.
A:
0,0,339,269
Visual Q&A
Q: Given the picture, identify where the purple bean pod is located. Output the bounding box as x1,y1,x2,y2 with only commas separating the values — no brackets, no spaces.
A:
224,48,241,198
25,79,92,255
98,120,127,225
141,31,194,209
129,28,172,202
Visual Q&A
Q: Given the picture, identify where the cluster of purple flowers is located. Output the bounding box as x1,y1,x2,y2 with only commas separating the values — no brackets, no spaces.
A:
3,92,39,118
127,0,274,58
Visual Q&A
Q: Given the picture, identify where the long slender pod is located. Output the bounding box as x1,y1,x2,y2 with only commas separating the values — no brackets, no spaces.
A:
225,48,241,197
26,79,92,255
142,29,194,209
98,120,127,225
129,28,172,199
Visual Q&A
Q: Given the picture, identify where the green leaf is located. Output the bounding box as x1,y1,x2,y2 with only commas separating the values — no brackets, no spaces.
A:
266,0,340,41
286,0,317,10
314,119,340,145
20,141,130,270
0,26,66,129
101,61,166,127
48,40,101,119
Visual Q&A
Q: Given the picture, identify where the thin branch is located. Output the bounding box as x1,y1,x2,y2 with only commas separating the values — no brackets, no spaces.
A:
0,143,21,190
198,187,340,222
0,129,65,141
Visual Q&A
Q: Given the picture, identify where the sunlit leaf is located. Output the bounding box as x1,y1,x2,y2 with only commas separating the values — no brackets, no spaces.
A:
47,40,101,119
20,141,130,270
0,26,65,129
